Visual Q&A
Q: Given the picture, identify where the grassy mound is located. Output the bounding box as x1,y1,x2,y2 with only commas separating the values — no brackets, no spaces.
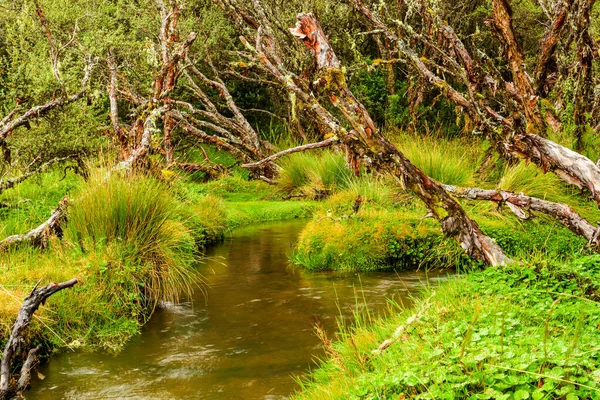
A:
0,172,226,352
0,168,317,354
293,184,590,272
294,257,600,399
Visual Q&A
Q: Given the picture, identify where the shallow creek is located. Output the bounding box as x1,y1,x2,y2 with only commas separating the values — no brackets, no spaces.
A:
29,220,448,399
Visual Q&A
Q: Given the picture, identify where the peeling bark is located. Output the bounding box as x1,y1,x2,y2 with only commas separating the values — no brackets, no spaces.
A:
443,184,599,246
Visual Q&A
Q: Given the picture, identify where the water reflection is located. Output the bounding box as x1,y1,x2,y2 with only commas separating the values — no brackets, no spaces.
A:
29,219,448,399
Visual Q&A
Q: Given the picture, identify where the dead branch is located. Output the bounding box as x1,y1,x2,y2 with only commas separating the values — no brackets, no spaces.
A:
443,184,599,246
372,293,435,355
241,137,338,169
0,279,77,399
0,196,69,250
0,157,74,195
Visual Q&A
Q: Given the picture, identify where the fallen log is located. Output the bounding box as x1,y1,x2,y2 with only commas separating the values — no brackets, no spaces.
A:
443,184,600,246
0,196,69,250
0,279,78,399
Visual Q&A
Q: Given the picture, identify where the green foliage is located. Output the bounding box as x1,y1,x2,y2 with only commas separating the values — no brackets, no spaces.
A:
349,67,388,125
293,257,600,399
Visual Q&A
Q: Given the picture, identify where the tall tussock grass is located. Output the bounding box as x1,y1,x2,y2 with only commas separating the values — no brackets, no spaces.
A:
65,172,198,308
393,134,478,186
498,161,570,201
276,151,351,197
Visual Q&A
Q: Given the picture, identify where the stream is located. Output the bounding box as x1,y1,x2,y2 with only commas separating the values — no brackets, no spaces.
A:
28,220,447,399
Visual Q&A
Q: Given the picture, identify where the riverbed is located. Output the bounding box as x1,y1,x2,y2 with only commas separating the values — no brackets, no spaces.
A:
29,220,447,399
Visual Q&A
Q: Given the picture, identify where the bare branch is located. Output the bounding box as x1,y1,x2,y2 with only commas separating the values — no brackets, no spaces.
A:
0,279,78,398
0,57,97,141
0,196,69,250
241,137,338,169
0,156,75,195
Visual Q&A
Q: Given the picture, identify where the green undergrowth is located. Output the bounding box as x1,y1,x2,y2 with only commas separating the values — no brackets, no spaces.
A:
293,184,591,272
294,256,600,399
0,168,84,239
0,171,227,353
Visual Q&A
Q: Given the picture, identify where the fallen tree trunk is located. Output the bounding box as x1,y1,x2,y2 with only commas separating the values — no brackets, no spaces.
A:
442,184,600,246
0,279,78,399
288,13,511,266
0,196,69,250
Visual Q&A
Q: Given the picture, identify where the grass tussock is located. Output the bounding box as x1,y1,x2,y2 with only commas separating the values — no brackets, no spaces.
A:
0,171,228,352
276,151,352,198
393,134,478,186
65,172,198,306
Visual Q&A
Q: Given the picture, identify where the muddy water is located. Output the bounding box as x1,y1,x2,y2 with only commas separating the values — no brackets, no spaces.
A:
29,220,447,399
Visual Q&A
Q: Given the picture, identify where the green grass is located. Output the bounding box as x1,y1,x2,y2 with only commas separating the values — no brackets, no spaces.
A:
276,151,352,198
392,134,478,186
293,185,591,272
0,168,84,240
293,257,600,399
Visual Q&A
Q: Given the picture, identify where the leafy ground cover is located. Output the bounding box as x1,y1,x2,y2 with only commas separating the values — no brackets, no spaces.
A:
294,257,600,399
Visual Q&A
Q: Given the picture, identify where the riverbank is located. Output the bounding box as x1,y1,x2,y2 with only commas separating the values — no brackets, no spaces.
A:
292,184,594,272
0,170,314,355
294,256,600,398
